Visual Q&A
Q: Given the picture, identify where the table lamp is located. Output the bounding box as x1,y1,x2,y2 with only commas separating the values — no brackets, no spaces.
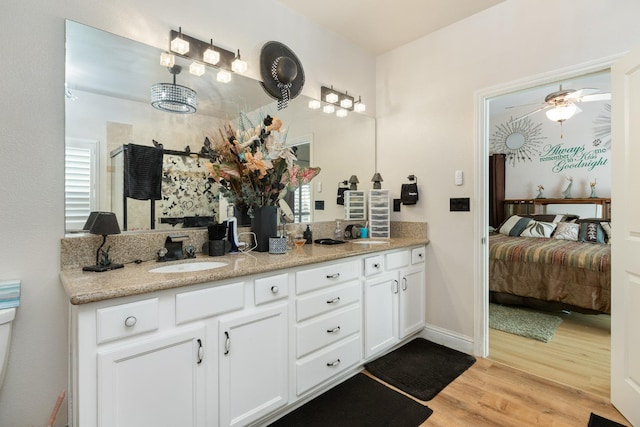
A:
82,212,124,272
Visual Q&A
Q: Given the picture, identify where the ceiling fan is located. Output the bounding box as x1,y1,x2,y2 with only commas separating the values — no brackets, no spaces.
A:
510,85,611,123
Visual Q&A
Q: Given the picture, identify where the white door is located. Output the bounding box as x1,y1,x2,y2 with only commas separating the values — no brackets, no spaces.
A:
610,48,640,426
218,303,288,427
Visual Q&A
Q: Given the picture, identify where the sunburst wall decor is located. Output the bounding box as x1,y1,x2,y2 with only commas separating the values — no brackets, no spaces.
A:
490,117,547,166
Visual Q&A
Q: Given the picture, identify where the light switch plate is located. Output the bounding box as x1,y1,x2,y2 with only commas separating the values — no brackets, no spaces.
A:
455,170,463,186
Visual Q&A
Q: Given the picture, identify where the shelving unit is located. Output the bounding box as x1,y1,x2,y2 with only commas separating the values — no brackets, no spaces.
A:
344,190,367,220
368,189,390,238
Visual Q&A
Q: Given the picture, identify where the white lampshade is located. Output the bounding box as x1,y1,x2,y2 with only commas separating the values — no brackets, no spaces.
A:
340,97,353,109
217,69,232,83
546,103,579,122
325,92,339,103
160,52,175,67
189,61,205,76
336,108,348,118
203,48,220,65
354,101,366,113
231,50,247,73
323,104,335,114
308,100,321,109
170,35,189,55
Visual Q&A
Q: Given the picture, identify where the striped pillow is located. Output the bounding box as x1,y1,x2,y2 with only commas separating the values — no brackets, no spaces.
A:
498,215,532,236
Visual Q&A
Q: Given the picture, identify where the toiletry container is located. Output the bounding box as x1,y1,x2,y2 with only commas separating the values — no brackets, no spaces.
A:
0,307,16,389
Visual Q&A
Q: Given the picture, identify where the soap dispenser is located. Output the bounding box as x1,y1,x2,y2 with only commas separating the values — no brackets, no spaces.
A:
334,221,342,240
303,225,312,244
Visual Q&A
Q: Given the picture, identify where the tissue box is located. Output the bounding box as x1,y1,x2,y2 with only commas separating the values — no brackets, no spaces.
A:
0,280,20,310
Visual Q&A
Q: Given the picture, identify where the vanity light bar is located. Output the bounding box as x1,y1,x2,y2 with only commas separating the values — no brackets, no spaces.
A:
168,29,239,74
321,86,355,111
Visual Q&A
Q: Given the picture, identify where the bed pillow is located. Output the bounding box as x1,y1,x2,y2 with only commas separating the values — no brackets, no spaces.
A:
600,222,612,244
579,222,606,244
553,222,580,241
498,215,532,236
519,220,557,238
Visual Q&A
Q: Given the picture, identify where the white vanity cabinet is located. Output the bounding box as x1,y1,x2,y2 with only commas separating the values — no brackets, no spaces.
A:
294,259,363,395
363,246,426,358
218,279,289,427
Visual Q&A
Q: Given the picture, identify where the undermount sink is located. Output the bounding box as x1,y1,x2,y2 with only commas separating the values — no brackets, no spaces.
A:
349,240,389,245
149,261,228,274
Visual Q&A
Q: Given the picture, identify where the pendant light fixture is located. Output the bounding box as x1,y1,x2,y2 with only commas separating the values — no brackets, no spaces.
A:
151,65,197,114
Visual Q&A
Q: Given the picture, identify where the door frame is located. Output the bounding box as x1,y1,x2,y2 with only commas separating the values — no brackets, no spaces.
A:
473,54,623,357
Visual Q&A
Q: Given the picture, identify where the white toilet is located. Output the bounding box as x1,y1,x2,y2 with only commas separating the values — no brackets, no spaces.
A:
0,307,16,389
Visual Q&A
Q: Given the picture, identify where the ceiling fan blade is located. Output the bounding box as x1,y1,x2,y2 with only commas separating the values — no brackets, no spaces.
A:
504,101,544,110
578,93,611,102
511,105,551,123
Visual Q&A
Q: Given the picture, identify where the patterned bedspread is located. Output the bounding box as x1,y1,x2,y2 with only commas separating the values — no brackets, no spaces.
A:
489,234,610,273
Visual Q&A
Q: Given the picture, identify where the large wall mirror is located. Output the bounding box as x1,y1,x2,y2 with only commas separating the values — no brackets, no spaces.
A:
65,20,376,233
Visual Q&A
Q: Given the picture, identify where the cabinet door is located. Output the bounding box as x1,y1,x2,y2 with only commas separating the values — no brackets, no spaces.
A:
364,272,399,358
98,325,206,427
219,303,288,427
399,266,425,339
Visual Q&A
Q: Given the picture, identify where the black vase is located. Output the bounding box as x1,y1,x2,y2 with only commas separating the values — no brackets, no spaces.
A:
251,205,278,252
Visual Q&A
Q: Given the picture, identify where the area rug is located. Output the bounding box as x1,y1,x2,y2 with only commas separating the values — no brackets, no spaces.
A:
588,412,627,427
364,338,476,401
268,373,432,426
490,303,563,343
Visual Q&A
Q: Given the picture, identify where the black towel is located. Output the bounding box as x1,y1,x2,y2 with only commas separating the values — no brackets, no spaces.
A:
123,144,163,200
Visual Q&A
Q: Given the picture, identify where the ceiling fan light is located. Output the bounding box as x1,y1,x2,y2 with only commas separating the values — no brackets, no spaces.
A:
546,103,578,122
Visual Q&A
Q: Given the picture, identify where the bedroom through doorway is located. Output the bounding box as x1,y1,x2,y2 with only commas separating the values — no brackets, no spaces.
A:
484,69,612,399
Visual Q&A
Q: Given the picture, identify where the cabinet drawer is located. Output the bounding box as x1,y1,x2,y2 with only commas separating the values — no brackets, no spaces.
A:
175,282,244,324
295,334,362,395
254,273,289,305
296,305,361,358
296,281,360,322
296,260,359,295
363,255,384,277
97,298,159,344
385,250,410,270
412,247,425,264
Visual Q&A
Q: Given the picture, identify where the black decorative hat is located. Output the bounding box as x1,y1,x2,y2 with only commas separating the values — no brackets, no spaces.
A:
260,41,305,110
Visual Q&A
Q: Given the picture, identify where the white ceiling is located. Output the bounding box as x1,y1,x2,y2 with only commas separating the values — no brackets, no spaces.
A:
276,0,506,55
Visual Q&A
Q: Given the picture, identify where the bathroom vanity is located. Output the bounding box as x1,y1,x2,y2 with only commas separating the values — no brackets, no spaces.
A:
61,239,427,427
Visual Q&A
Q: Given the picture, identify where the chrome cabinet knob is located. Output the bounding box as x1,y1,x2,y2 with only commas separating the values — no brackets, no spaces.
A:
271,285,279,294
124,316,137,327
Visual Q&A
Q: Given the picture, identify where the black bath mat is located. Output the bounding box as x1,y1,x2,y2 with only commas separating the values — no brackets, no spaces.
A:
268,373,432,427
588,413,627,427
365,338,476,401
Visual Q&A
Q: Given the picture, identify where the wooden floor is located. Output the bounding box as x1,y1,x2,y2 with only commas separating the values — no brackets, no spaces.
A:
488,310,612,399
365,357,630,426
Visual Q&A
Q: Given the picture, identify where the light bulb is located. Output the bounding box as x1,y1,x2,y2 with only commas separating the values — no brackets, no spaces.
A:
545,103,579,122
160,52,175,67
189,61,205,76
203,47,220,65
325,92,338,103
217,69,232,83
231,50,247,73
170,28,189,55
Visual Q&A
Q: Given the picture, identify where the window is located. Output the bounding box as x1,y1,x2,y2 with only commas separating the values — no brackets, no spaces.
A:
65,139,99,231
293,183,312,223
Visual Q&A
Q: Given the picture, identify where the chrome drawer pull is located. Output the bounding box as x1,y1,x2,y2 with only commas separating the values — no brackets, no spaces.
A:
326,326,341,334
402,277,408,291
326,359,341,367
392,280,399,294
124,316,137,327
326,297,341,305
270,285,279,294
326,273,340,279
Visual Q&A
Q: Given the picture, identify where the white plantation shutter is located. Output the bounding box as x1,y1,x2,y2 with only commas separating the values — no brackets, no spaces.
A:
294,183,312,223
65,140,99,231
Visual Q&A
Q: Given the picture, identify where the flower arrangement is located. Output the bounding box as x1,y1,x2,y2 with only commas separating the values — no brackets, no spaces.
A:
204,114,320,212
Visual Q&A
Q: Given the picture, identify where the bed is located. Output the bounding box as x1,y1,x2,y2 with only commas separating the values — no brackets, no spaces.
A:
489,216,612,314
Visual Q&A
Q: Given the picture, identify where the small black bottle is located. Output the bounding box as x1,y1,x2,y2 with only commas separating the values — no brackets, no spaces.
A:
303,225,313,244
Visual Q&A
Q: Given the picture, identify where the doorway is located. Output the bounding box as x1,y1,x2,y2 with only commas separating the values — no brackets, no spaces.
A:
475,59,617,398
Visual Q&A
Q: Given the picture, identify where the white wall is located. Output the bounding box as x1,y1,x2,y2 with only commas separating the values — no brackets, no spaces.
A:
376,0,640,340
0,1,375,425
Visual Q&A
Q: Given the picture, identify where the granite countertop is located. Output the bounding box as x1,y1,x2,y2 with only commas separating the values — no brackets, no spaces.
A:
60,237,428,305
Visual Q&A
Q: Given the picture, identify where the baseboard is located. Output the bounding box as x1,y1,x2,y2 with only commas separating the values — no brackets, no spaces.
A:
418,323,475,355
